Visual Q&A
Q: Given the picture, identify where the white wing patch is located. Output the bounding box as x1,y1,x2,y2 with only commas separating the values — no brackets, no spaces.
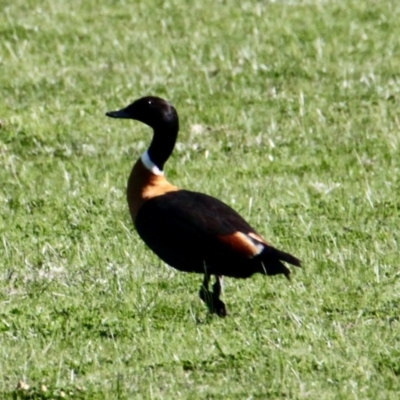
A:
254,241,264,255
247,234,264,256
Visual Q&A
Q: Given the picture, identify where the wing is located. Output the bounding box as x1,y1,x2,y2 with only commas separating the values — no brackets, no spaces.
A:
134,190,299,277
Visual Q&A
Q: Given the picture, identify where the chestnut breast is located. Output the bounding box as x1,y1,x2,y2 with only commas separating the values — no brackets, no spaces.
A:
127,159,179,221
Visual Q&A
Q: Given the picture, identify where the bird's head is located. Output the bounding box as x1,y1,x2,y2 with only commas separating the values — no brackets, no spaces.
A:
106,96,178,130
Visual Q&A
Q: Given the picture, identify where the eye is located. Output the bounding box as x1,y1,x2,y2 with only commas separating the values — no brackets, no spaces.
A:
148,100,153,105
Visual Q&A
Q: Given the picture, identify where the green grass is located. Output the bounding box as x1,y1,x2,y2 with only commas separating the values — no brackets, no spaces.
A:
1,0,400,398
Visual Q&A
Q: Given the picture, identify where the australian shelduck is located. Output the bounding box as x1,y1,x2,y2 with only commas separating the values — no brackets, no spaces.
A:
106,96,301,317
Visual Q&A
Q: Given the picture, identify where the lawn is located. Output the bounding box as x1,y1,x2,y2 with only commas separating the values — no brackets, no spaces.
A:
1,0,400,398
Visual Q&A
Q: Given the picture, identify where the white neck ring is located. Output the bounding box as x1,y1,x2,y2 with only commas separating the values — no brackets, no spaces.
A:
141,151,164,176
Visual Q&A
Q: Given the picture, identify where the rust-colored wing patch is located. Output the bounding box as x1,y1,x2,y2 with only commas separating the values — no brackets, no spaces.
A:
127,158,179,220
218,232,265,259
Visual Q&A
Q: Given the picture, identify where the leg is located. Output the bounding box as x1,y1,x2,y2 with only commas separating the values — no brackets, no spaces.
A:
199,273,212,305
212,275,227,317
199,272,227,317
212,275,224,297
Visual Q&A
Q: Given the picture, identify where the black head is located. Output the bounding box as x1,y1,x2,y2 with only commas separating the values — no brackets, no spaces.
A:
106,96,179,170
106,96,178,130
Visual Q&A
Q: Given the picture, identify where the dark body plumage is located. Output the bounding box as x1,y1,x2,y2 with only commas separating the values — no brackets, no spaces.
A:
136,190,297,278
106,96,301,317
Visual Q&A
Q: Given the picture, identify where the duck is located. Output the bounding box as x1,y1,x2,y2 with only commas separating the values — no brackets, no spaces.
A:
106,96,301,317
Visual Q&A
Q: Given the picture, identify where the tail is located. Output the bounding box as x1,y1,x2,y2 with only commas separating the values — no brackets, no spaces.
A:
258,246,301,280
271,247,301,267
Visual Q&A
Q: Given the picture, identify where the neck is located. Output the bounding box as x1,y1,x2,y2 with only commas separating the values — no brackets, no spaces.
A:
147,122,179,171
141,151,163,176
